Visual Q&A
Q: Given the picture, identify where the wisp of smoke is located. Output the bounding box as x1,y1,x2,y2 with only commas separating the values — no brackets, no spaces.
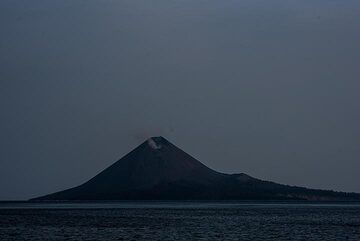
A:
147,138,162,149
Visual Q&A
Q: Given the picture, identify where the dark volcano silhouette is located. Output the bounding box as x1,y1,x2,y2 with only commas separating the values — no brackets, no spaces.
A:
32,136,360,201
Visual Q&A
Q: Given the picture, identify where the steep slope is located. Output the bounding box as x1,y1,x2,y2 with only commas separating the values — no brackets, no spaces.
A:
32,136,360,201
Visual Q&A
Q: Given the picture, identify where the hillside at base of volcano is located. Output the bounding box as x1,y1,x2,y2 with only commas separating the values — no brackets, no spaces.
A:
32,137,360,201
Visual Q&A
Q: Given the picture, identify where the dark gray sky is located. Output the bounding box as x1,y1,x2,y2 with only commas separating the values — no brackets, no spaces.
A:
1,0,360,200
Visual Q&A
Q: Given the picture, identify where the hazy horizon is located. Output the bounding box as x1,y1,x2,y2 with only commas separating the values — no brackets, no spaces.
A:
1,0,360,200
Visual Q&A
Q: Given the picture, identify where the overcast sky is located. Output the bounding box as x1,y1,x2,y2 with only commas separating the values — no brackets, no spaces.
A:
1,0,360,200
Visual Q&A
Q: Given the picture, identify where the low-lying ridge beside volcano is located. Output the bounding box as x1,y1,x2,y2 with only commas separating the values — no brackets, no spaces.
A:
32,136,360,201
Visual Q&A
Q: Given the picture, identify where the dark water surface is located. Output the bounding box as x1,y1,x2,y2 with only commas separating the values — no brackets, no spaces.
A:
1,202,360,240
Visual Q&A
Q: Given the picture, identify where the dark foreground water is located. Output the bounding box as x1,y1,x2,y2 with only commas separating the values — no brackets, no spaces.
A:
0,202,360,240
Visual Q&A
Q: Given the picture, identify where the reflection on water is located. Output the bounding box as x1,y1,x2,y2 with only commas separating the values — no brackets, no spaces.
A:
1,202,360,240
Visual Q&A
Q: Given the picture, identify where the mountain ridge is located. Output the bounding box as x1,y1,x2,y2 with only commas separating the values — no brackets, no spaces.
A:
31,136,360,201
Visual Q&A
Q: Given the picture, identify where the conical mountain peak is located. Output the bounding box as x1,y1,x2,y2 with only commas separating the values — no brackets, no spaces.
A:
32,137,360,201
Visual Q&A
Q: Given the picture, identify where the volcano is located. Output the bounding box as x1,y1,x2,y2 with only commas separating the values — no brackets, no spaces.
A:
32,136,360,201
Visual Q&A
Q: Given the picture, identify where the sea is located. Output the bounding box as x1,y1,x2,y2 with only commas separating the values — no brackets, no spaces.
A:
0,202,359,240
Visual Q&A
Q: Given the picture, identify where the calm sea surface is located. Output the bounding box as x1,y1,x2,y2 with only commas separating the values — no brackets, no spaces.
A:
0,202,359,240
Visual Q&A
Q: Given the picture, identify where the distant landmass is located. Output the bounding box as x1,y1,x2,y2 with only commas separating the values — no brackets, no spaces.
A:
32,136,360,201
